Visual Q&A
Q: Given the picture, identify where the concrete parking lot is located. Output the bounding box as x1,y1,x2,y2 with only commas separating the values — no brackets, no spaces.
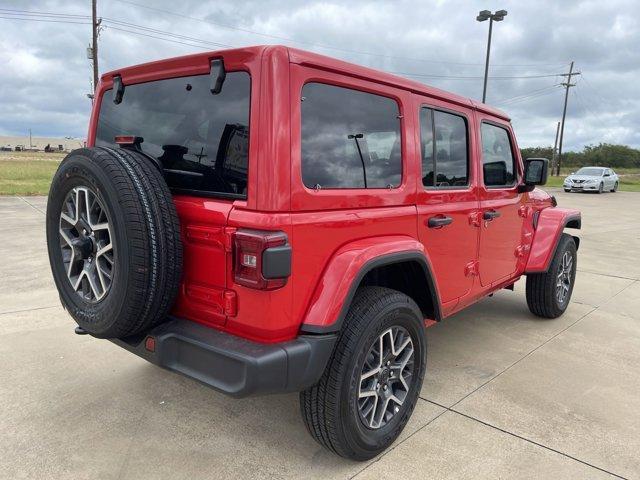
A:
1,190,639,479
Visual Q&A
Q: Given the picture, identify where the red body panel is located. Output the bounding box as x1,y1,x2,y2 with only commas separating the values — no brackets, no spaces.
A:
301,236,429,329
526,207,581,273
87,45,578,344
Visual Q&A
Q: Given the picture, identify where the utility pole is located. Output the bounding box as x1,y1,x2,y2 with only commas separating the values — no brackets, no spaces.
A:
556,61,580,176
551,121,560,175
91,0,100,93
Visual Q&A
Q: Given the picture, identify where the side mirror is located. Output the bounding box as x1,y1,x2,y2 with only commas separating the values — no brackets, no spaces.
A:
518,158,549,193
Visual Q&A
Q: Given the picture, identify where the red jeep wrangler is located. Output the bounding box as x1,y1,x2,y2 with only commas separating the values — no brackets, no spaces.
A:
46,46,581,460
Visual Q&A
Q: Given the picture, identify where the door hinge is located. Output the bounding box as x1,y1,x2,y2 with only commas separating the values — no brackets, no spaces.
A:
464,261,479,277
468,211,482,228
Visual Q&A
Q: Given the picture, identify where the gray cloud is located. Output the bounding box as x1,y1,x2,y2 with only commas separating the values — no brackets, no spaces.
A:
0,0,638,150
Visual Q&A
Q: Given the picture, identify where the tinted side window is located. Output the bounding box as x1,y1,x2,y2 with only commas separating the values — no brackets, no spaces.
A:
481,123,516,187
420,108,468,188
301,83,402,189
96,72,250,198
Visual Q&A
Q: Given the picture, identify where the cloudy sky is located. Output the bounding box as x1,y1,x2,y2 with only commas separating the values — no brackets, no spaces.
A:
0,0,638,150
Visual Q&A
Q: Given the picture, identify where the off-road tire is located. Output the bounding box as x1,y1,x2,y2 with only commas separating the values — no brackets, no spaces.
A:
526,233,577,319
300,287,426,461
46,147,182,338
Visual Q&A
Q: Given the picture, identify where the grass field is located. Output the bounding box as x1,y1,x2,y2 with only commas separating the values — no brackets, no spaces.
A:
0,152,63,195
1,151,639,195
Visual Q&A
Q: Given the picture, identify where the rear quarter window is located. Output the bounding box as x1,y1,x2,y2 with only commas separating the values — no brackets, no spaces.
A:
95,71,251,198
301,82,402,189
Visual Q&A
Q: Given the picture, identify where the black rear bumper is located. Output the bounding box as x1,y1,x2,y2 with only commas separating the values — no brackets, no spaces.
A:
110,319,337,397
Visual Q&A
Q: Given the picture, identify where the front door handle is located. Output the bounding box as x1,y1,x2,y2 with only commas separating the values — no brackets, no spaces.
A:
483,210,501,221
427,216,453,228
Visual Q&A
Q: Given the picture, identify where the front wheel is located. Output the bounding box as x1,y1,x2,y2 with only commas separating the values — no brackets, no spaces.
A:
597,182,604,194
526,233,577,318
611,182,618,192
300,287,426,461
564,189,571,193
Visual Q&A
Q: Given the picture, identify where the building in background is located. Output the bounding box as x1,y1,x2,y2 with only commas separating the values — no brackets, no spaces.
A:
0,135,85,152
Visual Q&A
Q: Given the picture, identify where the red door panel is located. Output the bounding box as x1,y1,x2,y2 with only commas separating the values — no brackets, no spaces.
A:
478,191,522,285
477,120,526,287
414,98,480,304
417,191,478,302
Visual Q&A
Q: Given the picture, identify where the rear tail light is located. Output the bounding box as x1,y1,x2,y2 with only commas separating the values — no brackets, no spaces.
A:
233,229,291,290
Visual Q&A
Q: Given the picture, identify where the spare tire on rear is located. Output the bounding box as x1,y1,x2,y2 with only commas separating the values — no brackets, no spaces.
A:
46,147,182,338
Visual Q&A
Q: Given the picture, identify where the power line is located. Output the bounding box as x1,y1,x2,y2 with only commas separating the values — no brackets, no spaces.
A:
0,15,90,25
104,25,217,50
102,17,232,49
497,89,561,107
1,5,570,74
493,84,562,106
0,8,89,18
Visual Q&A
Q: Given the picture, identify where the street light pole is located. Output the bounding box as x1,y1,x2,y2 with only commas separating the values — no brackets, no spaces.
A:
477,9,507,103
482,17,493,104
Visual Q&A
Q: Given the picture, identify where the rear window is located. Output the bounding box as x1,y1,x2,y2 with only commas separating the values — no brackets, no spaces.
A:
301,82,402,189
96,71,251,198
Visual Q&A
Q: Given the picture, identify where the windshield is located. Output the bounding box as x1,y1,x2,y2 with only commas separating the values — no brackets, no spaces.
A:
575,167,604,176
96,71,251,198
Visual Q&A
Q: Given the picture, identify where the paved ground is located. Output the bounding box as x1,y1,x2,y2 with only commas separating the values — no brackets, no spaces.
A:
1,190,639,480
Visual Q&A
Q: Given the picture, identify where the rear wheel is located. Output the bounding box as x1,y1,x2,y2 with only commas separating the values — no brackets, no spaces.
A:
46,147,182,338
526,233,577,318
300,287,426,461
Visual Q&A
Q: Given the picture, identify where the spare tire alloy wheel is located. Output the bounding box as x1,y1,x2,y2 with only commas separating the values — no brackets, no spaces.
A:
59,186,114,302
358,326,414,429
47,147,182,339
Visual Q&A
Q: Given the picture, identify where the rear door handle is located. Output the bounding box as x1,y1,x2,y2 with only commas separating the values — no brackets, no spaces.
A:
483,210,501,221
427,216,453,228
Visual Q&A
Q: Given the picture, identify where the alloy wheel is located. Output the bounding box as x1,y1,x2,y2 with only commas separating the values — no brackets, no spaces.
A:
59,186,114,302
358,326,415,429
556,251,573,304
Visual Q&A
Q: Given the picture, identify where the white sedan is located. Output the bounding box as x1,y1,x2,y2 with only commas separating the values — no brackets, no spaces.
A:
563,167,619,193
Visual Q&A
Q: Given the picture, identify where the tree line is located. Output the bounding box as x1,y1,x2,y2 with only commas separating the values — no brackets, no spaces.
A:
521,143,640,169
